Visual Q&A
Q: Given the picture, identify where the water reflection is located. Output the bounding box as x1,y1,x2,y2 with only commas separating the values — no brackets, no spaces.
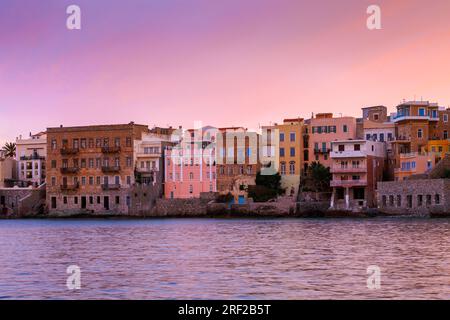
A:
0,218,450,299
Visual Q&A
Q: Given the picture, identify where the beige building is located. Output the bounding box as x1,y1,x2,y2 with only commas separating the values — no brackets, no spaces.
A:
0,154,16,188
16,132,47,186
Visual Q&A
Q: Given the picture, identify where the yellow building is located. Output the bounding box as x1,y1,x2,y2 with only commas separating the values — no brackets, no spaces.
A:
425,140,450,161
274,118,304,197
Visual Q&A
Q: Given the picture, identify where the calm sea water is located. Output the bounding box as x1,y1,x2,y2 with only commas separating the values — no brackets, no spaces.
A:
0,218,450,300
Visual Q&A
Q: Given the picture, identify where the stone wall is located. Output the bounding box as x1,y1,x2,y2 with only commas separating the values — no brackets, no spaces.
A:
153,197,209,216
0,185,46,218
377,179,450,216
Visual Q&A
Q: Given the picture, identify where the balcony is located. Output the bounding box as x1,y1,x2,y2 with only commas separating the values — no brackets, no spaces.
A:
60,183,80,191
60,167,80,174
20,155,45,161
330,150,365,158
102,146,121,153
331,166,367,173
101,184,121,190
101,166,121,173
313,148,331,154
330,179,368,187
60,147,79,155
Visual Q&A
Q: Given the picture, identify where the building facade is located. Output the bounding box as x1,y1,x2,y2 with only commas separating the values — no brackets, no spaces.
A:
46,123,149,214
216,128,260,203
16,132,47,186
306,113,357,169
329,139,386,210
164,126,217,199
274,118,304,197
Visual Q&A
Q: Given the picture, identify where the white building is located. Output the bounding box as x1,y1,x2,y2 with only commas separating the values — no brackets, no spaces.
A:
16,132,47,186
329,140,386,211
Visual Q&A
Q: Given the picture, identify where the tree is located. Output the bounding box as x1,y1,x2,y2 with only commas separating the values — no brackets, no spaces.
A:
2,142,16,158
303,162,332,192
248,172,285,202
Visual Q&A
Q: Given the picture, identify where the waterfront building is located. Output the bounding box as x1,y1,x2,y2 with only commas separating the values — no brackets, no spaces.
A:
46,123,149,214
378,179,450,216
329,139,386,210
164,126,217,199
16,132,47,186
306,113,357,169
394,152,437,181
362,106,396,180
0,154,16,188
216,127,261,204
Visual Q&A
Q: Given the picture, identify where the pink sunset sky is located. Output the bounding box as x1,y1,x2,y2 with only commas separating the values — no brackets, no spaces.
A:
2,0,450,145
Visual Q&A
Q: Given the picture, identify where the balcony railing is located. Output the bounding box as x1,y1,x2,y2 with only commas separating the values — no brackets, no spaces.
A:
60,167,80,174
60,183,80,191
20,155,45,161
101,184,121,190
102,146,121,153
331,167,367,173
101,166,121,173
313,148,331,154
330,179,368,187
60,148,79,155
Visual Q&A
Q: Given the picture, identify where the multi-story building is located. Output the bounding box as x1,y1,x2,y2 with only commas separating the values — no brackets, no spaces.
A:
164,126,217,199
16,132,47,186
273,118,304,197
362,106,396,180
306,113,357,169
216,127,260,203
329,139,386,210
394,152,437,181
46,123,149,214
135,130,175,184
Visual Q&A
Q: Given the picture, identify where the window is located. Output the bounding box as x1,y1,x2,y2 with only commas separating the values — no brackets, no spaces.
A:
89,196,93,205
80,139,86,149
115,176,120,185
289,161,295,175
51,160,57,168
127,176,131,185
189,185,193,194
382,195,387,206
426,195,432,206
366,134,371,140
189,172,194,180
417,195,423,207
290,132,296,142
81,177,86,185
63,197,67,204
73,139,79,149
418,129,423,139
96,138,102,147
397,195,401,207
89,177,94,185
338,145,345,152
389,195,394,206
343,125,348,133
379,133,385,142
115,137,121,147
115,196,120,205
354,144,360,151
51,139,57,150
444,131,448,139
279,133,285,142
74,197,78,205
51,197,57,209
126,157,132,167
126,137,132,147
321,142,326,152
96,176,101,185
435,194,440,204
407,195,412,208
279,148,285,157
280,162,286,175
51,177,56,186
374,113,379,121
88,138,94,148
290,147,295,157
444,114,449,123
418,108,425,116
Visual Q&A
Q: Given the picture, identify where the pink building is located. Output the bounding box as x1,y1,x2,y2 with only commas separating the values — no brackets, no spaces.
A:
164,127,217,199
306,113,357,169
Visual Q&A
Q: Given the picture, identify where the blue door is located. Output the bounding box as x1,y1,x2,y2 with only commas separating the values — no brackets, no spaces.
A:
238,195,246,204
